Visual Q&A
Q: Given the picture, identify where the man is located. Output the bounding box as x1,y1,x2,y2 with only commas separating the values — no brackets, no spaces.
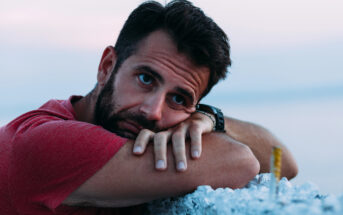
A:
0,0,297,214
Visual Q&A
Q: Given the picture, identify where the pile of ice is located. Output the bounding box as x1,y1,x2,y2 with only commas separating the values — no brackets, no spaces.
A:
147,173,343,215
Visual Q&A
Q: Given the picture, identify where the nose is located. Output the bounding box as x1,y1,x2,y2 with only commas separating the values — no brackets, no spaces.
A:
139,93,164,121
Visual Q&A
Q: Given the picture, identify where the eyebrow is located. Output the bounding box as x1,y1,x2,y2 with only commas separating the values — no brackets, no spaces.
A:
136,65,164,83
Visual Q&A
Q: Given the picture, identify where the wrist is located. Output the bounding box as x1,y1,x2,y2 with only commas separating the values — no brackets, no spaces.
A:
195,110,216,131
196,104,226,132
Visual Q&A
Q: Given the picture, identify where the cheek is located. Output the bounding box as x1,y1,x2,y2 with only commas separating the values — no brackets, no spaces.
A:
113,80,143,112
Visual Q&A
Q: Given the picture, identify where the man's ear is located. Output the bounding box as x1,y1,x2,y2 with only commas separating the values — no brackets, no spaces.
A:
97,46,117,87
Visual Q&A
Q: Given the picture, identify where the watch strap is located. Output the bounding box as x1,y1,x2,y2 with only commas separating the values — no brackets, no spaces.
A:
196,104,226,132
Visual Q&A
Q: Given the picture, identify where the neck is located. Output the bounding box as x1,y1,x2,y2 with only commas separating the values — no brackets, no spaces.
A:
72,92,97,124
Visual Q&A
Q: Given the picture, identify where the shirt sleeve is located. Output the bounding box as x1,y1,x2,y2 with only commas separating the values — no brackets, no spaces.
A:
9,116,127,212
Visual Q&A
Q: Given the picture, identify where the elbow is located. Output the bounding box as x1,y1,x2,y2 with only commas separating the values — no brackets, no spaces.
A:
279,147,298,180
289,164,298,180
224,144,260,189
237,145,260,188
282,157,298,180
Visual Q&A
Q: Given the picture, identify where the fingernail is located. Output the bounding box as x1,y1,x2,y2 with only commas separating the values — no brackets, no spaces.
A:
156,160,165,169
177,161,186,170
133,146,142,153
192,150,200,158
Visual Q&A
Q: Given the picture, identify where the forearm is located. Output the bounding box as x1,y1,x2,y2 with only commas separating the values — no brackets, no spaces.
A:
224,116,298,179
63,133,259,207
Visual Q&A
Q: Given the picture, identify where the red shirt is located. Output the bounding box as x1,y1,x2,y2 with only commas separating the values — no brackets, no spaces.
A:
0,96,131,215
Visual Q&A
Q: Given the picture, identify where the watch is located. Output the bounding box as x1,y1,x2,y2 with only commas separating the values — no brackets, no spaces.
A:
196,104,226,132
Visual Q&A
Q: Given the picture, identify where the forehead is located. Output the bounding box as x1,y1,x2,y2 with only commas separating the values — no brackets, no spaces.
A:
132,30,210,103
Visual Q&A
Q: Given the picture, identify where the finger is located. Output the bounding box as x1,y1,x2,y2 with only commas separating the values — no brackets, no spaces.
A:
172,123,189,172
133,129,154,155
153,131,171,171
194,112,214,132
188,123,203,159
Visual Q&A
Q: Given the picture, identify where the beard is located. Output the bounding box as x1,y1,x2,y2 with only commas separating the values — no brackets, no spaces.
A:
94,73,157,139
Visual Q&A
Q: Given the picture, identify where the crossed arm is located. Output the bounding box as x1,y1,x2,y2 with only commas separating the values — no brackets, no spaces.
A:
63,133,259,207
63,112,297,207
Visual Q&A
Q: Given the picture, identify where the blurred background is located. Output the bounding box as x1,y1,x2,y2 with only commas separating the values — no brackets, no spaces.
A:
1,0,342,194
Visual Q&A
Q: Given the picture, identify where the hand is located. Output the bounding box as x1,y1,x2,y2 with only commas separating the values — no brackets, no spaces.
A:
132,111,215,172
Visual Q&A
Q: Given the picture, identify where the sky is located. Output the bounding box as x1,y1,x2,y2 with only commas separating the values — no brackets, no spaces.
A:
1,0,343,194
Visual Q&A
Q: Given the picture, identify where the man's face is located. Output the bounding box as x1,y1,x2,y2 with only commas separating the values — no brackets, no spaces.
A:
95,30,210,139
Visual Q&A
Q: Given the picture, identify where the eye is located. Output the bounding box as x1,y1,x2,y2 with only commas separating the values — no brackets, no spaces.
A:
172,94,185,105
138,73,153,85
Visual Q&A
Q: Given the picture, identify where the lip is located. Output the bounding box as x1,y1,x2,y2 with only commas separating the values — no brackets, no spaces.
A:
120,120,142,135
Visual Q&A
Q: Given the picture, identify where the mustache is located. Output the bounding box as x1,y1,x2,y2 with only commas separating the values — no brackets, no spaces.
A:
106,112,158,132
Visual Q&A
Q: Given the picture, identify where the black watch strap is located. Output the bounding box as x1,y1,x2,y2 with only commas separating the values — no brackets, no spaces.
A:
196,104,225,132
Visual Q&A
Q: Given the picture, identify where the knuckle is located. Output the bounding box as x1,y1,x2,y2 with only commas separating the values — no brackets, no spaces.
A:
172,131,183,141
142,128,153,135
135,136,145,145
174,149,184,156
154,144,166,155
154,146,165,157
154,140,166,148
134,141,144,147
173,143,185,153
190,124,202,133
154,136,167,147
136,130,154,143
140,128,149,133
191,141,201,147
178,122,185,127
154,132,167,142
175,122,188,131
192,121,202,129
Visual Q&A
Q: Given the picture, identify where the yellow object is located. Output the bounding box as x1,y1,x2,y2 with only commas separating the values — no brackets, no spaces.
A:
269,146,283,200
272,147,282,182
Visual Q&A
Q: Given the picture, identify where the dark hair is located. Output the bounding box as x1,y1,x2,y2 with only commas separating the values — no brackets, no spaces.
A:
113,0,231,99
